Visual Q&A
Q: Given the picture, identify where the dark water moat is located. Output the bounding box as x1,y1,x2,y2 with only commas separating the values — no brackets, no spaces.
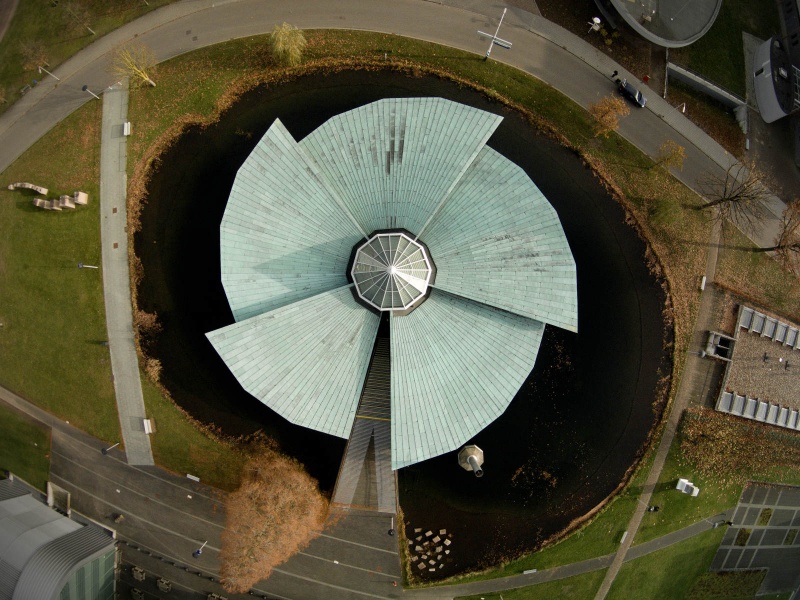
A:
134,70,671,579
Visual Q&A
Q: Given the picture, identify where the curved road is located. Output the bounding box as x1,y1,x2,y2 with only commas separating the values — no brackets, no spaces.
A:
0,1,779,598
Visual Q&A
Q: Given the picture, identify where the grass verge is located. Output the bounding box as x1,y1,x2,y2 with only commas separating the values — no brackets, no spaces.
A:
140,375,245,491
714,225,800,323
456,569,607,600
0,0,175,115
0,403,51,490
688,570,765,599
669,0,781,97
607,527,726,600
636,407,800,545
0,100,120,443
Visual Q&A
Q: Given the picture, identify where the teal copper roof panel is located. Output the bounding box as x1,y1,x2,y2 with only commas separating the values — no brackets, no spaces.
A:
206,285,379,438
421,147,578,332
221,119,365,322
390,288,544,469
299,98,502,236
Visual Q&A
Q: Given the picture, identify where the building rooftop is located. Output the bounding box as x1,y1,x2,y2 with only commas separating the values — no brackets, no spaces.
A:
208,97,578,469
0,478,116,600
351,232,432,312
608,0,722,48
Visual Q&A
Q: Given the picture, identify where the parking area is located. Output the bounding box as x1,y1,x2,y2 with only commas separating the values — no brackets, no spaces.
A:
711,483,800,594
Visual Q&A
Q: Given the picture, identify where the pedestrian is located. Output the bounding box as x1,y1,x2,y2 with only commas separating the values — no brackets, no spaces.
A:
611,70,618,79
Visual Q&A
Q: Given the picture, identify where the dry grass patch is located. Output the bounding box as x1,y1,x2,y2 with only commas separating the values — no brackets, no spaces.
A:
678,407,800,489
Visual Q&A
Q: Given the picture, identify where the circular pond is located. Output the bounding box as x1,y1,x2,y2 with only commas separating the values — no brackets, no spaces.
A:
134,69,670,578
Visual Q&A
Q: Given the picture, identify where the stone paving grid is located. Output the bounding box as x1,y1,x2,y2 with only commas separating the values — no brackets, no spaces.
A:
711,483,800,594
727,328,800,410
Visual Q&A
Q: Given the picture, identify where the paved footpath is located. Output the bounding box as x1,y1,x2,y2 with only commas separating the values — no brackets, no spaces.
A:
100,79,154,466
0,0,787,249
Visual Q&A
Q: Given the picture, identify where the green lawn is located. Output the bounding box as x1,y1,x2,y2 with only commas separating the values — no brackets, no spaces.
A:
141,376,245,491
715,225,800,323
689,570,765,599
456,569,607,600
669,0,781,97
0,0,175,115
0,100,120,443
0,403,51,490
634,437,740,545
607,528,726,600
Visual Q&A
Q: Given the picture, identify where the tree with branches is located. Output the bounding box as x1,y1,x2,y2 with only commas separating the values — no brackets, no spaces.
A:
588,94,629,138
19,42,48,72
652,139,686,171
697,161,771,234
269,22,307,67
755,199,800,276
112,43,157,87
219,446,328,593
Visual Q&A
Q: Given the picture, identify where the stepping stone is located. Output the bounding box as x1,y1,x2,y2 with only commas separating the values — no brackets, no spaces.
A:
429,568,436,572
425,530,433,537
444,539,452,546
417,562,426,570
414,528,422,533
439,564,444,569
415,536,422,542
432,536,441,543
437,554,442,560
428,559,436,565
415,546,423,552
411,556,418,562
439,529,447,535
445,549,450,555
435,546,443,553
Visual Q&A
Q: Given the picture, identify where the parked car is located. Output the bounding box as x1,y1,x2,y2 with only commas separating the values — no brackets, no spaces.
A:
617,79,647,108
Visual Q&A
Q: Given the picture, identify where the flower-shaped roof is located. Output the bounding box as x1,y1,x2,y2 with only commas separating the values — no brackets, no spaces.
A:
206,98,578,469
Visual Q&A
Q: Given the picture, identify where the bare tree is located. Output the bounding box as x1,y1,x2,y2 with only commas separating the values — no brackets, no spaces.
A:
269,22,307,67
112,43,157,87
219,447,328,593
697,161,771,234
19,42,48,71
63,1,95,35
588,95,629,138
756,200,800,276
652,139,686,171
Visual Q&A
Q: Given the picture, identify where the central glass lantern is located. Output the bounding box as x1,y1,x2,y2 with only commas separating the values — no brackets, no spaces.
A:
350,232,433,313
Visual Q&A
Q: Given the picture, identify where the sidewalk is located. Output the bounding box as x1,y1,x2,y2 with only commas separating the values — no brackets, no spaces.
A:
99,80,153,466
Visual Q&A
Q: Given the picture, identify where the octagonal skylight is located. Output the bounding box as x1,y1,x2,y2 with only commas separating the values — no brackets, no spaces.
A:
351,232,432,312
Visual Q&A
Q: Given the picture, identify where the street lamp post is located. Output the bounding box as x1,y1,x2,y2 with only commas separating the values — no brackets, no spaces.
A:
78,262,99,269
478,8,512,61
81,85,100,100
101,442,120,455
38,66,60,82
663,102,686,119
192,540,208,558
